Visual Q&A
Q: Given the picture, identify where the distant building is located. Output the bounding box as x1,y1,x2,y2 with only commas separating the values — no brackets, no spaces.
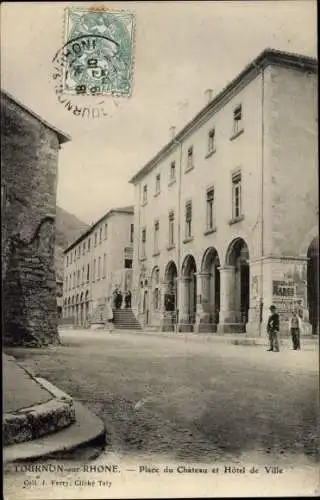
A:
1,89,70,345
129,49,318,335
62,206,134,327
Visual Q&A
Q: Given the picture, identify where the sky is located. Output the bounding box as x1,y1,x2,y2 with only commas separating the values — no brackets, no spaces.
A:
1,1,317,224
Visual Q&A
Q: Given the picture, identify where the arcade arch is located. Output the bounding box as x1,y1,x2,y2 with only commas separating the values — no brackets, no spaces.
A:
307,236,319,335
180,254,197,327
223,238,250,330
200,247,220,327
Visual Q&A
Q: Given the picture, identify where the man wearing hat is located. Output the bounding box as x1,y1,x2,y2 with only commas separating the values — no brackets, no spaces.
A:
266,305,280,352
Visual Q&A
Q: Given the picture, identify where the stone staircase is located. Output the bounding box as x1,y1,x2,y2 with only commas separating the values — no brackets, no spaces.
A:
113,308,142,330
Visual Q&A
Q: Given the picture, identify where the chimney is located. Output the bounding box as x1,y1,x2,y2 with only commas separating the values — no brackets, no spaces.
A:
204,88,213,104
169,126,176,139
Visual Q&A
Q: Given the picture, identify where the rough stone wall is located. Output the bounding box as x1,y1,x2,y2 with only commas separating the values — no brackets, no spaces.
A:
1,93,61,346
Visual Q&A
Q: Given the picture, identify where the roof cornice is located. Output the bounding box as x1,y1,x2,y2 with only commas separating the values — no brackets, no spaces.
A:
129,48,317,184
1,89,71,144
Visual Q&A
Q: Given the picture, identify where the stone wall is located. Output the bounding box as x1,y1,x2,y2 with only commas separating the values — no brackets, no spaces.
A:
1,92,66,346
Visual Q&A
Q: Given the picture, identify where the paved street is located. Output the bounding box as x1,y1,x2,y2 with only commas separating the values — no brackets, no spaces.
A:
5,329,319,464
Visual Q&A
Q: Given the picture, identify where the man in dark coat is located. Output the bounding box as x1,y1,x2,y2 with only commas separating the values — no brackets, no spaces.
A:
267,305,280,352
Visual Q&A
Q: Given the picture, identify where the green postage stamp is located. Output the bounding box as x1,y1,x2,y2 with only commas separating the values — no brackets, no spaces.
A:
62,7,135,97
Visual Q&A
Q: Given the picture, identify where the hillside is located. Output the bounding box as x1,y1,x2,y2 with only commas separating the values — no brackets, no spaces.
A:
55,206,89,280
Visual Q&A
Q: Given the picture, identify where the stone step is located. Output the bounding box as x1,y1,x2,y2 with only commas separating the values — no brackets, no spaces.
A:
3,376,76,447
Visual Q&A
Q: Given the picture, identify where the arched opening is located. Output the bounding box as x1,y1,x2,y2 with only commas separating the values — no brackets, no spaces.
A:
307,236,319,335
164,261,178,312
151,266,160,312
201,248,220,327
225,238,250,329
181,255,197,326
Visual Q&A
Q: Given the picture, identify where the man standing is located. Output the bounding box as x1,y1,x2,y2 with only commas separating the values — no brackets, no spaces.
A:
289,310,302,350
267,305,280,352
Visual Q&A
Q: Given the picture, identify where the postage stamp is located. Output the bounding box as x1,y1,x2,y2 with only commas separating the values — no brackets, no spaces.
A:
61,7,135,97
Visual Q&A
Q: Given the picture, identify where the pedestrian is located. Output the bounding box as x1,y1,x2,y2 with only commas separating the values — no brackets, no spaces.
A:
289,310,302,350
117,290,123,309
266,305,280,352
125,290,132,308
106,298,114,333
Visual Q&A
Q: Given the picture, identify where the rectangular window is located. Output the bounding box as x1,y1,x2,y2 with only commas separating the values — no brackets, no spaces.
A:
141,228,146,259
94,232,97,247
77,270,80,287
168,211,175,247
208,128,215,153
185,201,192,238
93,259,96,281
82,242,85,255
170,161,176,181
74,250,76,261
98,256,101,280
125,258,133,269
66,255,69,267
99,227,102,243
86,263,90,282
232,171,242,219
103,253,106,278
155,174,161,195
130,223,134,243
73,272,76,289
233,104,243,135
69,274,71,290
78,247,81,259
154,220,160,253
104,223,108,240
70,253,72,264
206,188,215,230
142,184,148,204
88,238,91,251
186,146,194,170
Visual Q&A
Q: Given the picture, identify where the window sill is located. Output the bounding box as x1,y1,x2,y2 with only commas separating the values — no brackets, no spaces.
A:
154,191,160,198
204,227,217,236
168,178,176,187
167,244,175,251
183,236,194,244
230,128,244,141
228,215,244,225
152,251,160,257
205,149,217,159
141,201,148,207
185,165,194,174
140,256,147,262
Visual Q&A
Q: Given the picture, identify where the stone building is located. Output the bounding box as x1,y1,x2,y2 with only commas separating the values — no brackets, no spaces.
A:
62,206,134,326
1,90,70,346
129,49,318,335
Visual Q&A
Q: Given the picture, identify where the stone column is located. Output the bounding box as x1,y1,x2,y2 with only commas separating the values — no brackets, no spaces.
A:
217,266,236,333
194,272,213,333
177,276,192,332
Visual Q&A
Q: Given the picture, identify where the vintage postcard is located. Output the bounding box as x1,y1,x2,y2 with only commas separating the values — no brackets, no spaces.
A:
1,1,319,499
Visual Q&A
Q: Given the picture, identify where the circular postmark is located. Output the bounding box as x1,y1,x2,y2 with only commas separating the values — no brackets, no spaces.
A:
51,8,135,118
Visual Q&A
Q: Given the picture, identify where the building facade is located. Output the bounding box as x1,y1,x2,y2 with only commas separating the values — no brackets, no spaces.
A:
62,206,134,326
130,49,318,336
1,90,70,346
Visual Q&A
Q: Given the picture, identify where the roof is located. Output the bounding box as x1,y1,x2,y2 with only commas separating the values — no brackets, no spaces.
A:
63,205,134,254
1,89,71,144
129,48,317,184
